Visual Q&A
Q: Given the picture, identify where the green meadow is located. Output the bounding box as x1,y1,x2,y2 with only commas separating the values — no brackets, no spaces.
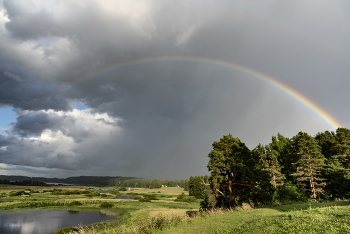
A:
1,184,350,234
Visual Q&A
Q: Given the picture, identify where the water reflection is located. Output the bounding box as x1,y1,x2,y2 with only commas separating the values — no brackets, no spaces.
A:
0,209,118,234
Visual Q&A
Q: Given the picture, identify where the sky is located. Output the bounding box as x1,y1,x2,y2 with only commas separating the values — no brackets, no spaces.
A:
0,0,349,179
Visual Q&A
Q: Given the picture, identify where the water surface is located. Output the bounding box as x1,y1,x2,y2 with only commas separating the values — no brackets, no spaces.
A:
0,209,118,234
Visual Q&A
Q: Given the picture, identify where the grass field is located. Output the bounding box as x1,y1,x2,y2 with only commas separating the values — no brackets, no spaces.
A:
1,185,350,233
0,185,197,233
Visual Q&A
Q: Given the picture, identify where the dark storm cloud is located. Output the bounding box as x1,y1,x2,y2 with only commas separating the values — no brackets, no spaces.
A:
11,111,62,137
0,68,71,111
0,0,349,179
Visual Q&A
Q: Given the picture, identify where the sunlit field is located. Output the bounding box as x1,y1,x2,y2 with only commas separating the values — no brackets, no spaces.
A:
1,185,350,234
0,185,198,233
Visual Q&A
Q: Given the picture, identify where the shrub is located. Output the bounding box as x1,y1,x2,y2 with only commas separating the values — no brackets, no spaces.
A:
80,190,91,194
118,187,127,191
91,192,101,196
100,194,107,197
110,190,121,195
133,196,142,200
100,202,113,208
278,183,305,202
69,201,83,206
175,193,197,203
9,190,26,196
139,197,151,202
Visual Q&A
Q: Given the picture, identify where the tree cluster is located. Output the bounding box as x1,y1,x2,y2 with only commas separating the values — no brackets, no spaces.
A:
198,128,350,210
0,179,47,186
0,175,188,189
188,175,209,199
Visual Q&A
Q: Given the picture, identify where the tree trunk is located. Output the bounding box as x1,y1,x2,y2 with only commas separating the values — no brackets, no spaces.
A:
310,178,317,202
228,173,234,208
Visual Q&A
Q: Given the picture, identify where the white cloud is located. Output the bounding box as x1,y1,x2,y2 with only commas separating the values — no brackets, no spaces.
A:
1,109,122,170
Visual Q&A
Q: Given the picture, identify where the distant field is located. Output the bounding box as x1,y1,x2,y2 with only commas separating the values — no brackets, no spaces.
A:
130,187,188,195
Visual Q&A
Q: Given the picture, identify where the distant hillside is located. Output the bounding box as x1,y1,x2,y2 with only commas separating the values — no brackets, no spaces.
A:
0,175,134,186
0,175,188,188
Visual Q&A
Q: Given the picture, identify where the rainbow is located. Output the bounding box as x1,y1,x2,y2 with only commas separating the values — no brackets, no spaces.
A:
37,56,342,129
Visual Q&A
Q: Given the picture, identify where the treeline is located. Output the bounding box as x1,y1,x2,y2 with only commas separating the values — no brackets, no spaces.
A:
111,178,188,189
190,128,350,210
0,179,47,186
0,175,187,188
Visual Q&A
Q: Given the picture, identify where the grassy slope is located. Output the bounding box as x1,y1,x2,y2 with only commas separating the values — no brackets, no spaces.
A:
160,201,350,234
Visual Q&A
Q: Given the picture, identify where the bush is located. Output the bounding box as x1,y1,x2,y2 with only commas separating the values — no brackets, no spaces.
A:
175,193,197,203
100,202,113,208
9,190,26,196
69,201,83,206
278,183,305,202
29,189,39,194
110,190,121,195
139,197,151,202
118,187,127,191
100,194,107,198
133,196,142,200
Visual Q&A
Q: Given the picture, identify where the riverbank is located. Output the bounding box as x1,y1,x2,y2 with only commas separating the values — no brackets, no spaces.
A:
0,185,196,233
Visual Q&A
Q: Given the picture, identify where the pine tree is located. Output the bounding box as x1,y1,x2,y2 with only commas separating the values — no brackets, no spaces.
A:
204,134,258,209
252,142,285,195
315,130,336,159
333,128,350,170
318,128,350,199
188,176,195,196
264,144,285,191
291,132,326,202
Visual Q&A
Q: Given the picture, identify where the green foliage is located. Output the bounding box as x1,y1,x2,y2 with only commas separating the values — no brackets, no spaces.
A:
291,132,326,202
9,190,26,196
188,175,209,199
100,201,113,208
143,194,159,200
4,201,67,209
0,180,47,186
51,189,91,195
277,183,305,202
109,190,121,195
177,192,186,200
175,192,197,203
118,187,127,191
68,201,83,206
204,134,268,209
139,197,151,202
